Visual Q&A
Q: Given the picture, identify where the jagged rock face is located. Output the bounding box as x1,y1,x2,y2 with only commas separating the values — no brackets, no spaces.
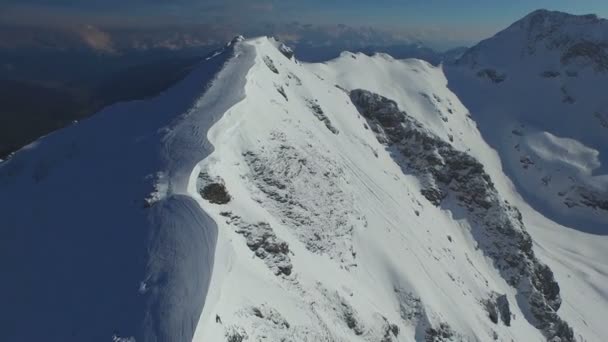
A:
278,44,295,59
221,212,292,276
306,98,339,134
483,292,511,326
350,89,575,342
263,55,279,74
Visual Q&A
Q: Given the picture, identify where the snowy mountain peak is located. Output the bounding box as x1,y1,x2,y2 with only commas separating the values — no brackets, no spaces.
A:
447,10,608,236
458,9,608,72
2,21,608,342
227,35,246,46
516,9,602,31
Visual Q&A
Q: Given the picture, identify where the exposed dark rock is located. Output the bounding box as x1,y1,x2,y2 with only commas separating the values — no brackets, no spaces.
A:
520,156,535,169
483,298,499,324
229,35,245,45
252,307,263,318
425,322,455,342
483,293,511,326
225,326,248,342
561,40,608,72
276,85,288,101
288,72,302,86
390,323,399,336
342,302,364,336
278,43,294,59
394,288,424,322
477,69,506,83
380,319,400,342
497,294,511,326
319,287,366,336
249,305,290,329
350,89,575,342
200,182,231,204
578,188,608,211
263,55,279,74
306,98,339,134
224,213,293,276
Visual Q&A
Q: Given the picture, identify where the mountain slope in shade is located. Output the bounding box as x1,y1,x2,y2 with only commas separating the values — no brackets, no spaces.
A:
446,9,608,234
1,19,607,342
0,37,251,341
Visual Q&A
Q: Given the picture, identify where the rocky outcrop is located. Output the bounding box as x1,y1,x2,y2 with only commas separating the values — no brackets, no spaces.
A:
318,287,365,336
425,322,457,342
225,326,248,342
197,172,231,204
306,98,339,134
350,89,575,341
249,304,291,329
221,211,292,276
200,183,231,204
561,40,608,72
496,294,511,326
562,186,608,213
483,292,511,326
276,84,288,101
278,44,295,59
263,55,279,74
477,69,506,83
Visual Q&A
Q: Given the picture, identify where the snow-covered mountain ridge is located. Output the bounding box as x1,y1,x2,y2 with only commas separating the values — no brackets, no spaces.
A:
1,10,607,342
457,9,608,72
447,9,608,233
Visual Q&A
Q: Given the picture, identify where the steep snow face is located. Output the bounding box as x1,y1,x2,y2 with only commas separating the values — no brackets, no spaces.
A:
192,38,607,342
0,38,254,341
447,10,608,233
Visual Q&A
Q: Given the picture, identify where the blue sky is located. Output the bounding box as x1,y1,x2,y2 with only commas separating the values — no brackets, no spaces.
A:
2,0,608,47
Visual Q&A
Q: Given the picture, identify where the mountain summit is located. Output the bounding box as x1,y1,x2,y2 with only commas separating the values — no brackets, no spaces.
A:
457,9,608,71
448,9,608,235
2,11,608,342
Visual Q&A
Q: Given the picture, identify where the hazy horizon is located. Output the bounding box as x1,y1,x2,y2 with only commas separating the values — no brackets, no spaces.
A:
2,1,608,49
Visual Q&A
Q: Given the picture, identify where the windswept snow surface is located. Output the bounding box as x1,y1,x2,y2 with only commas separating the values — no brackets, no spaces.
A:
1,31,607,342
0,37,254,341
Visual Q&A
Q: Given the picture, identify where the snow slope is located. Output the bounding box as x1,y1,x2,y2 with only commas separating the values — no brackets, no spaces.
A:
0,36,253,341
446,9,608,234
1,16,607,342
